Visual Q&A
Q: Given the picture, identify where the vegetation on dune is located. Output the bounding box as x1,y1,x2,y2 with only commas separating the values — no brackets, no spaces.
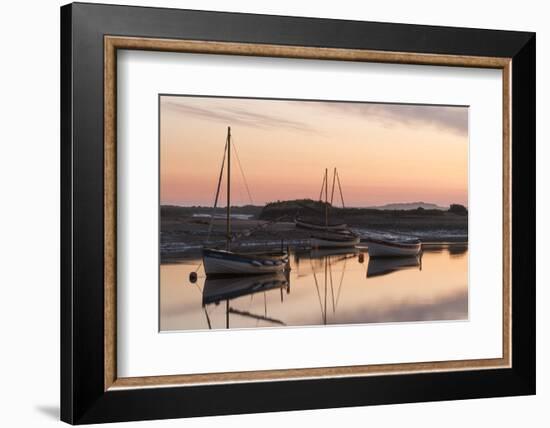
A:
257,199,462,221
160,199,468,222
448,204,468,216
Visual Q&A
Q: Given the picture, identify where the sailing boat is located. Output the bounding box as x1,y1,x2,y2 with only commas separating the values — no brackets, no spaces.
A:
295,168,348,232
309,168,360,249
202,127,289,276
364,237,422,257
295,218,348,232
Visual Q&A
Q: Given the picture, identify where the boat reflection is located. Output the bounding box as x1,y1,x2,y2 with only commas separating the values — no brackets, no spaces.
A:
202,273,290,305
448,244,468,257
293,247,360,273
196,244,462,329
162,243,469,331
309,247,361,260
422,243,468,257
202,273,290,328
308,249,357,324
366,255,421,278
202,248,359,328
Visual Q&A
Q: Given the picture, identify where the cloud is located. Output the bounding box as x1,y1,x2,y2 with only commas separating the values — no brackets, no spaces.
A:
163,97,468,137
317,101,469,136
163,99,315,133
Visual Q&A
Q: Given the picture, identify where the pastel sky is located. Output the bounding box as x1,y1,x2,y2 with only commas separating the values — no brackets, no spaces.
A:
160,95,468,207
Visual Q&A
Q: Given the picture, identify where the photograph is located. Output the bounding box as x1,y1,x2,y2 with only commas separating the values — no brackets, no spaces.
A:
159,95,469,331
55,2,537,424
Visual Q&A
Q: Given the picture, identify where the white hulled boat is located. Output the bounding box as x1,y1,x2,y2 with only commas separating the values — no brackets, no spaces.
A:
295,217,348,232
364,237,422,257
310,231,360,248
203,248,288,275
309,168,359,249
202,127,288,276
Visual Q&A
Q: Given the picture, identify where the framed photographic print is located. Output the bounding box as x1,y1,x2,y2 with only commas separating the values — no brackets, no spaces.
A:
60,2,536,424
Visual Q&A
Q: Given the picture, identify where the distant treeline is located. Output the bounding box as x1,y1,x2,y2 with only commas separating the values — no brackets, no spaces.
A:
259,199,467,221
161,199,467,221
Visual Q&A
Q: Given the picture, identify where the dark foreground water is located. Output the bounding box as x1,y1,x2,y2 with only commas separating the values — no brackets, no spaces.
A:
160,244,468,332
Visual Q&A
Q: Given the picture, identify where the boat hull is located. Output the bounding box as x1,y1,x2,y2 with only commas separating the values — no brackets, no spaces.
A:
365,239,421,257
203,248,288,275
295,219,348,232
310,235,360,249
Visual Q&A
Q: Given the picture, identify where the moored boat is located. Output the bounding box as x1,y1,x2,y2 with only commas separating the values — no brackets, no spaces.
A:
307,168,358,249
202,127,288,276
295,217,348,232
203,248,288,276
364,237,422,257
310,231,360,248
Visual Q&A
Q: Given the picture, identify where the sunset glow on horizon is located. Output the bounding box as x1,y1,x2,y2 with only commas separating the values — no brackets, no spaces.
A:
160,96,468,208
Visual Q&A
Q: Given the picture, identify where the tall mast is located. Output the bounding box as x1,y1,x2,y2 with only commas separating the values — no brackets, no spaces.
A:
325,168,328,227
226,126,231,250
336,169,346,209
330,167,337,205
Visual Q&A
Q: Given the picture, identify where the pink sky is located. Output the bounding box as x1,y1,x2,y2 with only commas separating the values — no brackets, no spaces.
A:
160,96,468,207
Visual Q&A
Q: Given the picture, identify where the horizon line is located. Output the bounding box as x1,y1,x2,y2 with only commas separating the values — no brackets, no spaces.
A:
160,201,466,209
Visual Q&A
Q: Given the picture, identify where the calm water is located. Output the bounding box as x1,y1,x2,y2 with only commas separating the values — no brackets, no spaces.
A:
160,245,468,331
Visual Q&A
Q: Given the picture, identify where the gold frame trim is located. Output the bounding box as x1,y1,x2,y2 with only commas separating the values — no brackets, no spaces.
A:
104,36,512,391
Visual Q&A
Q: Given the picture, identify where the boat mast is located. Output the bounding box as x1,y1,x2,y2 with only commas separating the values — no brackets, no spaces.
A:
336,169,345,209
330,167,337,205
226,126,231,251
325,168,329,227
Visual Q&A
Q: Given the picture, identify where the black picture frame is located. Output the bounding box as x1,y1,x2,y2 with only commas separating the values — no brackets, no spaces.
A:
61,2,535,424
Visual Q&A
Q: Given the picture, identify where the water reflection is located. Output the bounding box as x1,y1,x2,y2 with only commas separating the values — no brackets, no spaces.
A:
202,273,290,328
367,256,421,278
448,244,468,257
203,273,290,305
160,244,468,331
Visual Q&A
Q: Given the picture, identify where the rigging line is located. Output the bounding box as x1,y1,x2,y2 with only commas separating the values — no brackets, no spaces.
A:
324,257,328,324
206,137,228,243
330,167,337,206
318,171,326,202
228,307,286,326
193,261,203,273
203,306,212,330
328,257,335,314
193,282,203,295
335,257,347,309
310,258,324,315
336,170,345,209
231,139,254,205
